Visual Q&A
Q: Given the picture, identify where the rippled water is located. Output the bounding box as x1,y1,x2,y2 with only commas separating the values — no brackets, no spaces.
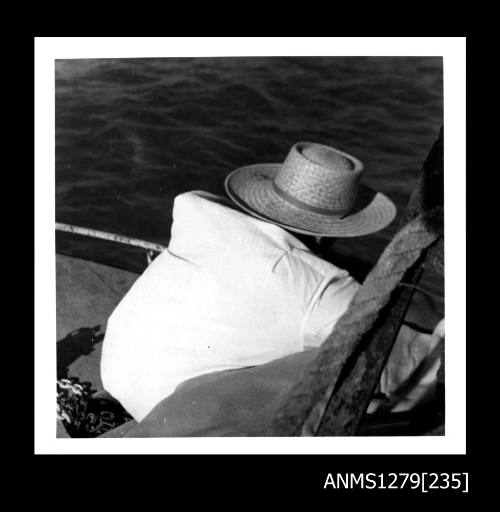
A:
55,57,443,287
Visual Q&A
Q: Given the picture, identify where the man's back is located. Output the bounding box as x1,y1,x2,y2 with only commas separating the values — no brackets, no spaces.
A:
101,191,359,421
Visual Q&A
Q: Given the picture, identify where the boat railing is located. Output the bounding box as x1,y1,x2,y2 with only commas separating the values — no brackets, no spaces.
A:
55,222,166,265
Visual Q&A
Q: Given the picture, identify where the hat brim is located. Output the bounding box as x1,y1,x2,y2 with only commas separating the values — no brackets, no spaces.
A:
225,164,397,237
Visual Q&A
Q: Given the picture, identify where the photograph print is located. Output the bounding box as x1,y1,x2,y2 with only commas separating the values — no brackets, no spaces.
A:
53,52,446,440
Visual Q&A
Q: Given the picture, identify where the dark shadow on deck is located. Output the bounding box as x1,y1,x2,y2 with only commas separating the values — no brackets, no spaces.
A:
57,325,104,379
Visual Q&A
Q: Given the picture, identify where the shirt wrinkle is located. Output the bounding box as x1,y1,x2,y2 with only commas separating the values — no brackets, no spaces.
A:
271,250,288,273
167,248,199,266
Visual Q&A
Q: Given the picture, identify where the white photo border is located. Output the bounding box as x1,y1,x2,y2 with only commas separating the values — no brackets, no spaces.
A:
35,37,466,454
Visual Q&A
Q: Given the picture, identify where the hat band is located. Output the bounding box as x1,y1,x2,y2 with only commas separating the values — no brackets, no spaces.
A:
272,181,350,217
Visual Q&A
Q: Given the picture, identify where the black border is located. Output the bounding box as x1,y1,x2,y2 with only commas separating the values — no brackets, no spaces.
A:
30,36,472,500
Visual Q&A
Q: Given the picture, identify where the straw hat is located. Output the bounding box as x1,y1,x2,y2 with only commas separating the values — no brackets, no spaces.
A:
225,142,397,237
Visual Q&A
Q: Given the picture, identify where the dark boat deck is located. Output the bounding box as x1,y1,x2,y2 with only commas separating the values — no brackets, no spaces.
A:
56,254,139,391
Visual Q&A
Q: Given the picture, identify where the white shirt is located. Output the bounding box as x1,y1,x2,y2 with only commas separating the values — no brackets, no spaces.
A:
101,191,360,421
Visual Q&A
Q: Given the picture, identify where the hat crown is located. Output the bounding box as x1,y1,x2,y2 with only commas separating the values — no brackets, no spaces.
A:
301,144,354,172
273,142,364,215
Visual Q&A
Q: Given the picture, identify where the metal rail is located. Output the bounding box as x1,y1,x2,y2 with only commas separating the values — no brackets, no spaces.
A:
55,222,166,265
55,223,166,252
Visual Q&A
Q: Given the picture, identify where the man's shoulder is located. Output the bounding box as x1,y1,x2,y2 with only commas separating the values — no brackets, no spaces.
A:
286,247,351,281
171,191,301,252
171,191,356,280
